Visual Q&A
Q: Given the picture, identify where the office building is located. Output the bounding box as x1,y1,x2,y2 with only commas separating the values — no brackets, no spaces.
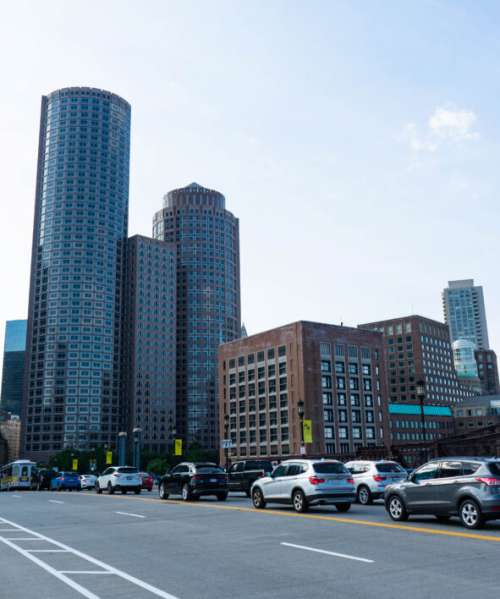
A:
452,395,500,433
22,87,131,461
153,183,240,450
219,321,389,462
452,339,482,393
0,320,27,416
123,235,177,454
474,349,500,395
0,412,21,462
442,279,489,349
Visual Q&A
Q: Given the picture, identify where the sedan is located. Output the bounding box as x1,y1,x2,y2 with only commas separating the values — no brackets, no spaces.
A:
51,472,81,492
140,472,154,492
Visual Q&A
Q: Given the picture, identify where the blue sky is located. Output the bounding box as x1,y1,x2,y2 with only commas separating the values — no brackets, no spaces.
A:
1,0,499,357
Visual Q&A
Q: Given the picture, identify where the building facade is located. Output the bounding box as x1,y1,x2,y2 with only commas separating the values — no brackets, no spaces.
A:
452,395,500,433
442,279,489,349
153,183,240,450
452,339,482,394
0,412,22,463
22,87,131,461
219,321,389,463
123,235,177,455
0,320,27,416
475,349,500,395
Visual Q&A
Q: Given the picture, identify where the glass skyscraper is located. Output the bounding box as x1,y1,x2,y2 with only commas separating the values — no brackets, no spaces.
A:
0,320,27,416
23,87,131,460
153,183,240,450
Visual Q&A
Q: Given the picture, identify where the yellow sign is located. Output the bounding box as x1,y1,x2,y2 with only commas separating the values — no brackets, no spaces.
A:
174,438,183,456
72,459,78,471
303,419,313,444
106,451,113,465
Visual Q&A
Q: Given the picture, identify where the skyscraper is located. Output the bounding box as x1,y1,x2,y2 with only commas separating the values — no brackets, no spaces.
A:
153,183,241,450
123,235,177,455
442,279,490,349
0,320,27,416
22,87,131,461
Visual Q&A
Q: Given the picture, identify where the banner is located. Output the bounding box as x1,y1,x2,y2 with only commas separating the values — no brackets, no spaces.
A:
106,451,113,465
72,459,78,471
303,419,313,444
174,438,183,456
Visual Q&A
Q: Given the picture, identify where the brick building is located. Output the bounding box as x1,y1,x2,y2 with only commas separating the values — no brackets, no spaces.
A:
475,350,500,395
219,321,389,463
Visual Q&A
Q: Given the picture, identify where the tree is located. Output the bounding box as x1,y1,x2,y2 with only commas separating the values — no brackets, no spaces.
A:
146,457,170,476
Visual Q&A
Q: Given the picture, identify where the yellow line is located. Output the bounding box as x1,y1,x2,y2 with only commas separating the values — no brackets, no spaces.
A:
71,492,500,544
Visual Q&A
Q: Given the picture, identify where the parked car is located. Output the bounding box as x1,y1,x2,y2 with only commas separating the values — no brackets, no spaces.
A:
36,469,57,491
227,460,273,496
251,459,355,513
158,462,228,501
79,474,97,490
95,466,141,495
50,471,81,492
385,457,500,529
140,472,154,492
345,460,407,505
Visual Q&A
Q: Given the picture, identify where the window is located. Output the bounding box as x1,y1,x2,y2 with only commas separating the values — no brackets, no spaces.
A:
335,344,345,357
339,426,348,439
247,353,254,365
272,465,287,478
364,394,373,407
324,409,333,422
267,348,275,360
413,463,440,482
348,346,358,359
349,378,359,391
321,360,331,373
320,342,331,356
257,351,264,363
336,376,345,390
278,345,286,357
337,393,346,406
321,375,332,389
348,363,358,375
362,364,371,376
335,362,345,374
324,427,334,440
322,392,332,405
438,461,463,478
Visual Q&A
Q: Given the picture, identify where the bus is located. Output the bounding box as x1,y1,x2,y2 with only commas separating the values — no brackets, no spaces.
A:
0,460,37,491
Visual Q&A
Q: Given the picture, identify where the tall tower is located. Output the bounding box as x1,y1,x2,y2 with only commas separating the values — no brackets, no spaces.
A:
153,183,240,450
22,87,131,462
0,320,27,416
442,279,490,350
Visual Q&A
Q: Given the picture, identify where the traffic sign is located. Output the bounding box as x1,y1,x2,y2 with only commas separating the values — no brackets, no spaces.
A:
221,439,234,449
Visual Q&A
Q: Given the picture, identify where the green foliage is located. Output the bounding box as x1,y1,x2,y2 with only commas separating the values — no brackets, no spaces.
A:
146,457,170,476
47,447,116,474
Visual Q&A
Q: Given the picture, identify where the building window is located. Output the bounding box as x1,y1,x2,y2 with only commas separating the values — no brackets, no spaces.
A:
339,426,348,439
321,360,332,373
324,426,334,439
320,342,331,356
335,344,345,357
337,393,347,406
321,375,332,389
322,392,332,405
335,361,345,374
278,345,286,357
348,363,358,375
324,409,333,422
336,376,345,390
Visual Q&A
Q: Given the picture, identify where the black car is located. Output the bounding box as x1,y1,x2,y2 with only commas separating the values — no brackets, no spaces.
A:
36,469,57,491
227,460,273,497
159,462,228,501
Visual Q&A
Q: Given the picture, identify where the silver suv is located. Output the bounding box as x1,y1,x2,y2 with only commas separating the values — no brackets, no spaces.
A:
345,460,407,505
385,457,500,529
251,459,355,513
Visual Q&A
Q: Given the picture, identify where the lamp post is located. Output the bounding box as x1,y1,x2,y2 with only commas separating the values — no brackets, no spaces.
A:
117,432,127,467
416,379,427,465
224,413,230,470
170,426,177,457
297,399,305,455
132,427,142,470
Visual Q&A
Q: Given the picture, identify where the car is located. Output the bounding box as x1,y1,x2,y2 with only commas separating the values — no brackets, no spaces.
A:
95,466,142,495
385,457,500,529
345,460,407,505
251,459,355,513
50,471,82,492
140,472,154,492
79,474,97,490
36,469,57,491
227,459,273,497
158,462,228,501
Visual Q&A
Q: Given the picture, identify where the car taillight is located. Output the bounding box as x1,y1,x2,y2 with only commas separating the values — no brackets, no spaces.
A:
476,477,500,486
192,474,202,480
112,473,120,477
347,477,355,485
308,476,326,485
373,475,386,482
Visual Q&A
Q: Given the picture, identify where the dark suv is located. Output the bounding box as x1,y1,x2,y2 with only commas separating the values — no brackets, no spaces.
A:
227,460,273,497
385,457,500,529
158,462,228,501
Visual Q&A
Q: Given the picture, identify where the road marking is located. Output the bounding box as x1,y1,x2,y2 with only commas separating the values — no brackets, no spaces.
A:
60,571,113,575
49,500,65,505
115,511,145,519
77,492,500,544
12,494,22,498
281,542,374,563
5,537,44,541
28,549,69,553
0,516,180,599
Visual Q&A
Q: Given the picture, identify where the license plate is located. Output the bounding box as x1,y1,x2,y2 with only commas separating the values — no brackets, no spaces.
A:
210,478,217,483
126,476,132,481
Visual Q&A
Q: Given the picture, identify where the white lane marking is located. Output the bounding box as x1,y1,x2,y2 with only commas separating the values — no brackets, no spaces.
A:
60,571,113,575
115,511,145,519
49,499,65,504
280,542,374,563
4,537,44,541
12,494,22,498
0,516,180,599
28,549,69,553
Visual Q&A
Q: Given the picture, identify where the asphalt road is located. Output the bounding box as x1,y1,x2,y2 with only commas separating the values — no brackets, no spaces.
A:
1,490,499,599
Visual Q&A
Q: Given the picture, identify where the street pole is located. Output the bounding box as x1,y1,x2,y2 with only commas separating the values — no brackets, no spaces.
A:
132,427,142,470
118,432,127,467
298,400,305,456
224,413,230,470
416,380,426,465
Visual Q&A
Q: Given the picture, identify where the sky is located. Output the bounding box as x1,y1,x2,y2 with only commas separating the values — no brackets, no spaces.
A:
1,0,500,364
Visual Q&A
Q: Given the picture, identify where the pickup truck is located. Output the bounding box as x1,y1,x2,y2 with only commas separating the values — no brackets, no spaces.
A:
227,460,274,496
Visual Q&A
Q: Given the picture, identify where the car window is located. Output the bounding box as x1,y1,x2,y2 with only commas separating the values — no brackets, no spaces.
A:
462,462,481,475
171,465,185,474
438,462,463,478
413,463,440,482
230,463,244,473
314,462,347,474
348,464,369,474
487,462,500,477
195,466,224,474
376,463,405,474
117,467,138,474
272,465,287,478
244,460,273,472
286,465,303,476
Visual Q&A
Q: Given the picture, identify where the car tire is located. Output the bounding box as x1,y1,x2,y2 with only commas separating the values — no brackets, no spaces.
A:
134,488,141,495
159,482,169,500
292,489,308,513
459,499,484,530
387,495,409,522
96,483,102,495
108,483,114,495
181,484,191,501
217,493,228,501
357,485,372,505
335,503,351,512
252,487,266,509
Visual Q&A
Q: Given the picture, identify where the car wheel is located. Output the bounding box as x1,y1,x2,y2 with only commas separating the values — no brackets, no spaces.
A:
217,493,228,501
357,485,372,505
335,503,351,512
108,483,114,495
459,499,484,530
292,489,308,513
387,495,409,522
252,487,266,509
134,488,141,495
159,482,169,500
181,484,191,501
96,483,102,495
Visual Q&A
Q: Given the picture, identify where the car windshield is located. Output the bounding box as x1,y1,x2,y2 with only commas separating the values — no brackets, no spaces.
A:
196,466,224,474
313,462,347,474
117,467,138,474
244,461,273,471
376,463,405,473
487,462,500,477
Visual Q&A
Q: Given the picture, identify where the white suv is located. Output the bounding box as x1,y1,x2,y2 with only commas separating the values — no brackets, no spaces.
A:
96,466,142,495
345,460,407,505
251,459,355,513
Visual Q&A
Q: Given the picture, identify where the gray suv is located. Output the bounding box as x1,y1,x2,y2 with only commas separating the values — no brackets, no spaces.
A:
385,458,500,529
345,460,407,505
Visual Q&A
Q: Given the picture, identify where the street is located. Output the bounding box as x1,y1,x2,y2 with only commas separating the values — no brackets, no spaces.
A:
1,491,499,599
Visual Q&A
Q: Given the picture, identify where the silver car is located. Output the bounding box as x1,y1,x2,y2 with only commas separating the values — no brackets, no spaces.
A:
251,459,355,513
345,460,407,505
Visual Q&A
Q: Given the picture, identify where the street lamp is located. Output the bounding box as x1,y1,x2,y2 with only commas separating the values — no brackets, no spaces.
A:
117,432,127,467
224,413,230,470
297,400,305,455
132,427,142,470
416,379,427,464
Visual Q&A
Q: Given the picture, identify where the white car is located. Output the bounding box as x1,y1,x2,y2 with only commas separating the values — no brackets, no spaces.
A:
79,474,97,490
345,460,407,505
95,466,142,495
